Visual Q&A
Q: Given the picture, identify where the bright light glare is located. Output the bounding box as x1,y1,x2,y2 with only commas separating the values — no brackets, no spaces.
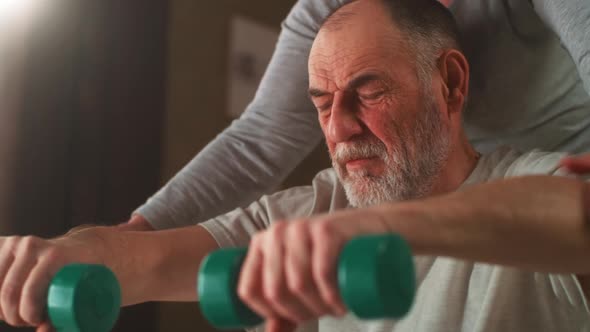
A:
0,0,34,17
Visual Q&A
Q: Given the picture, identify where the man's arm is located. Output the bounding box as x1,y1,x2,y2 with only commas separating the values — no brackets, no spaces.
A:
98,225,219,304
235,175,590,328
0,223,218,328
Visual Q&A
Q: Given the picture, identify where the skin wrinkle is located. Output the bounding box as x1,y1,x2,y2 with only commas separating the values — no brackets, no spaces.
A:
309,52,409,110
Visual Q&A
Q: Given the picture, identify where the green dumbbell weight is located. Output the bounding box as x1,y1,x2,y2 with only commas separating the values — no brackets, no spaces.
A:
198,234,416,330
46,264,121,332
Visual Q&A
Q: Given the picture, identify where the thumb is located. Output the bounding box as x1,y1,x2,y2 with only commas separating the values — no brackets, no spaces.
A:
265,317,298,332
36,321,55,332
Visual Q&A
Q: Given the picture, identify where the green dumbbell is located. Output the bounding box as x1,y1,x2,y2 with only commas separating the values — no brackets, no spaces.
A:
46,264,121,332
198,234,415,330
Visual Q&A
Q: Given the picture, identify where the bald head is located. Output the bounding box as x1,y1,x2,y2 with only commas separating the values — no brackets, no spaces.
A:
321,0,460,81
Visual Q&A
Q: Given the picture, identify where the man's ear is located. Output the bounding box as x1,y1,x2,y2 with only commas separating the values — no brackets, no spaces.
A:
437,49,469,116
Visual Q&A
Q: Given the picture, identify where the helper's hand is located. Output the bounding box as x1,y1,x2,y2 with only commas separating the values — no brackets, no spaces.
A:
0,228,108,331
560,154,590,224
237,208,391,332
560,154,590,174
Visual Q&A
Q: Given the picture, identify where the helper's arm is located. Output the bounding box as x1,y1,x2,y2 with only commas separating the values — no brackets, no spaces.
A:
379,175,590,273
532,0,590,94
133,0,348,230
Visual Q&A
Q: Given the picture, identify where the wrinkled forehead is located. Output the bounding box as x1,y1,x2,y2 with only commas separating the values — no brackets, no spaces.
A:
308,0,409,83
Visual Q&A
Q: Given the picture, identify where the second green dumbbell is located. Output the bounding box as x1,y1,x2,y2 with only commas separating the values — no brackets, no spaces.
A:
198,234,416,330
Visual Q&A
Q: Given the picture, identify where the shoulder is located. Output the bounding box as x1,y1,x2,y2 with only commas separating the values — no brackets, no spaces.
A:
262,168,348,219
472,147,569,182
505,149,568,177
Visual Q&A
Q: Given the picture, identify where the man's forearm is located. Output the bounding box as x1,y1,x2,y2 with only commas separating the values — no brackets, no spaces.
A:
79,224,219,305
379,175,590,273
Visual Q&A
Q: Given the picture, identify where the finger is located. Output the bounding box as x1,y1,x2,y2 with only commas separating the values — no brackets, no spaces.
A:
560,156,590,174
263,224,314,323
310,223,347,316
0,241,16,322
238,237,277,319
1,238,37,326
36,321,55,332
285,223,331,318
21,250,62,326
265,317,297,332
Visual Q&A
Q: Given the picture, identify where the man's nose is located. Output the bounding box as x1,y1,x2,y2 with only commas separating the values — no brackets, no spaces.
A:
327,92,363,143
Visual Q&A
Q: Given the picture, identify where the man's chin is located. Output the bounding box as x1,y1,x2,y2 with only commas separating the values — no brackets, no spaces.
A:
342,177,395,208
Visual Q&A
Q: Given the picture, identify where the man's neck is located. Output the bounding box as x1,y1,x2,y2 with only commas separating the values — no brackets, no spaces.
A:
431,136,480,195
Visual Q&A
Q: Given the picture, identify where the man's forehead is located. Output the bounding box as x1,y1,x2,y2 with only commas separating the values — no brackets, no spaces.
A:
308,43,404,88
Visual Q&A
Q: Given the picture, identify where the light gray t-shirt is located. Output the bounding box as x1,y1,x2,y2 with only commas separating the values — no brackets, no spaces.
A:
201,147,590,332
137,0,590,230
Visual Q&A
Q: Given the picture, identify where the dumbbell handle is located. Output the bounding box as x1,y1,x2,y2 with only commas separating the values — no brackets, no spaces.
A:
198,234,416,330
47,264,121,332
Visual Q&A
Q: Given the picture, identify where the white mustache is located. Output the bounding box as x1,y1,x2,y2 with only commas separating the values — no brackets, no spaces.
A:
333,141,387,164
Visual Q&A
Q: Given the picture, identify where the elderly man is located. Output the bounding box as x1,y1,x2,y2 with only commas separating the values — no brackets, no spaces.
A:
1,0,590,331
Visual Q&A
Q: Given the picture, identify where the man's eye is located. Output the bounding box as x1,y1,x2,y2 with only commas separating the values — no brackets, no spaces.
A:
317,103,332,112
359,91,384,100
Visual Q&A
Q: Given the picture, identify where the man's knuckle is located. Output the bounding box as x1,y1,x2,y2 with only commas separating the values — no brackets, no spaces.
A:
316,263,332,280
42,247,63,262
5,237,21,255
312,221,333,238
1,282,20,306
250,233,264,247
289,222,308,238
323,290,341,307
237,284,254,302
270,223,286,239
265,284,285,303
287,275,308,294
20,304,41,326
19,236,39,253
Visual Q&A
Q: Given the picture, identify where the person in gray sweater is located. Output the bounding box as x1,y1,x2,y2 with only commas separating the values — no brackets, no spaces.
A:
1,1,589,331
129,0,590,231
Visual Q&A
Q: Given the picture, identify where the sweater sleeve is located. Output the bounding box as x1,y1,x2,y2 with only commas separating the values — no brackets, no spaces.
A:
135,0,348,230
532,0,590,94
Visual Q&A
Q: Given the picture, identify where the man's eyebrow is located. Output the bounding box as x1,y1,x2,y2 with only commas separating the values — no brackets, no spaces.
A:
345,73,383,91
308,87,329,98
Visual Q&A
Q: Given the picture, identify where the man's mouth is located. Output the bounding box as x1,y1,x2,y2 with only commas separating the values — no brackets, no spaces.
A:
344,156,380,171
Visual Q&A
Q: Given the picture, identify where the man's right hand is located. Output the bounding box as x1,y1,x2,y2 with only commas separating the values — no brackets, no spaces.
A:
0,228,110,331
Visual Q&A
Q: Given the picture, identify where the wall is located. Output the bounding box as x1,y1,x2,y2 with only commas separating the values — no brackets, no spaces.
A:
160,0,330,331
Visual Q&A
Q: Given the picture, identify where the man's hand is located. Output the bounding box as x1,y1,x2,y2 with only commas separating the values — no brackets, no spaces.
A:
237,209,392,332
0,228,108,331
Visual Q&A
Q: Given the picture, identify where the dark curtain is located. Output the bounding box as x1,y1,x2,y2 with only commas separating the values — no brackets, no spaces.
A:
0,0,168,331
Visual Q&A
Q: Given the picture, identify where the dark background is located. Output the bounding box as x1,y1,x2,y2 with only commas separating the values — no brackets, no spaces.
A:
0,0,329,331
